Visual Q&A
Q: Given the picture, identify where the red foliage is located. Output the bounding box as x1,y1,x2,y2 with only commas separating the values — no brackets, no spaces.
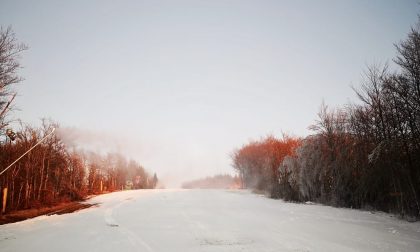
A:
232,135,301,190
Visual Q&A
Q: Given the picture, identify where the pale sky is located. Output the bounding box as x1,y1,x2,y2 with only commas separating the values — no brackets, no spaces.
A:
1,0,418,187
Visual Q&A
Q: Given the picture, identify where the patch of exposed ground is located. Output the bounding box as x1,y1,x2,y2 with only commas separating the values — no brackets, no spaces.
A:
0,201,96,225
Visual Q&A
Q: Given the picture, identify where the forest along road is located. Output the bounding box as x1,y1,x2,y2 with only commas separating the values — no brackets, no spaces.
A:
1,189,420,252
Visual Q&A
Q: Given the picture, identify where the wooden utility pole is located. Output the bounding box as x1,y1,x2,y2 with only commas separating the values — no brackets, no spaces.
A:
2,188,7,214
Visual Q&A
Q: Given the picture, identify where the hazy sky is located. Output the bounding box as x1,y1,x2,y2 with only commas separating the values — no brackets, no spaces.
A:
1,0,418,187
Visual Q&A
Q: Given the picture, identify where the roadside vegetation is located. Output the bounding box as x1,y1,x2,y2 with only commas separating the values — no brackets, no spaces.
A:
0,26,158,217
232,20,420,219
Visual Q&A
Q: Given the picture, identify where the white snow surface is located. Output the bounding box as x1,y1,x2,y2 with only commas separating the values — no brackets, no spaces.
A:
1,189,420,252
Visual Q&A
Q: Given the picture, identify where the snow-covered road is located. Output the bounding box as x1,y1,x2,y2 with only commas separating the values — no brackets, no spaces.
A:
1,189,419,251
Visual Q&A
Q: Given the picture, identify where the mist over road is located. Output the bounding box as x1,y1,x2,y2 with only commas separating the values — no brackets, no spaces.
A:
1,189,420,252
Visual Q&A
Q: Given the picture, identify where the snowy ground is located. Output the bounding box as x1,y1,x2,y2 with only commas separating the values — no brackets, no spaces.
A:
1,189,419,252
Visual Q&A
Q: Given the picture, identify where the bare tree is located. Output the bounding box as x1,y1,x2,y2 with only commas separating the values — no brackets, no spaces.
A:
0,26,27,129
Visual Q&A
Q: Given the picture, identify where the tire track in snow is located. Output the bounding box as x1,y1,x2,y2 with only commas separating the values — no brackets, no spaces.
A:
180,207,254,250
103,197,154,252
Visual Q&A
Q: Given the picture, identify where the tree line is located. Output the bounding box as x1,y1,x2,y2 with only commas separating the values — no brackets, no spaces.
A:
232,20,420,218
0,26,157,214
0,120,158,213
181,174,240,189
